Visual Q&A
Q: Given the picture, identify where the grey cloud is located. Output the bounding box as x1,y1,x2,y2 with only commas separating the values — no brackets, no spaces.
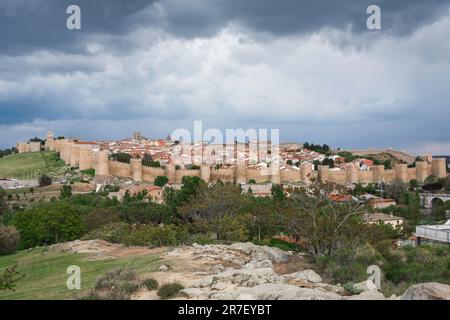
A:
1,0,450,54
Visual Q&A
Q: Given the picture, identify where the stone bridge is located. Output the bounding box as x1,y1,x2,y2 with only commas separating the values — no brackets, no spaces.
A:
419,193,450,209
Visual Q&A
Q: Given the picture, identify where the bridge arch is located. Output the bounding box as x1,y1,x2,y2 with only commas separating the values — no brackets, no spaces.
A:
420,193,450,209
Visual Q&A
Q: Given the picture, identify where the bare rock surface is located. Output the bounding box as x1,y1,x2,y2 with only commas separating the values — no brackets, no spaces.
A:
51,240,448,301
401,283,450,300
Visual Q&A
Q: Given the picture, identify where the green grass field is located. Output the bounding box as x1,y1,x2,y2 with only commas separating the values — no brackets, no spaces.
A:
0,248,161,300
0,151,65,180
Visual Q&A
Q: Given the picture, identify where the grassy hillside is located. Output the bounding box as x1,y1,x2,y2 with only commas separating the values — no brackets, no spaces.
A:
0,151,65,179
0,248,161,300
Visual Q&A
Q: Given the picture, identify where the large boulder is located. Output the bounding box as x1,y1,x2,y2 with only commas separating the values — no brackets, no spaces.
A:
401,283,450,300
192,276,216,288
345,290,386,300
243,259,274,270
285,270,323,283
182,288,207,298
215,267,283,287
230,242,290,263
210,283,341,300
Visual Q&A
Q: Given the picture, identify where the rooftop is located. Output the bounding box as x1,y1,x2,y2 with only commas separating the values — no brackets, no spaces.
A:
363,212,403,223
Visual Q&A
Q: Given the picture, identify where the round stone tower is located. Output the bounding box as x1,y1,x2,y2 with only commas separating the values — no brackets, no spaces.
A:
318,165,330,183
200,165,211,183
79,147,93,171
300,163,313,183
415,161,428,183
432,158,447,179
270,163,281,185
70,144,81,167
164,163,176,184
45,131,55,151
394,164,408,183
235,165,247,184
96,150,110,176
60,141,72,165
346,165,359,185
130,158,143,182
372,165,385,183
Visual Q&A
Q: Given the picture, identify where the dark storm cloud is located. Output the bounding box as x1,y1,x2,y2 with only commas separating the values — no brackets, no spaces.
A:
1,0,450,54
1,0,450,154
0,0,154,54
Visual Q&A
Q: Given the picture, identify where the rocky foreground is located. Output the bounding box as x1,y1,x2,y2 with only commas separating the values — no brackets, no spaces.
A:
53,240,450,300
142,242,449,300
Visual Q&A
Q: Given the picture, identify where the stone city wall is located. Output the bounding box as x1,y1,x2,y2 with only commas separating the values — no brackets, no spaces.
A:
17,138,448,185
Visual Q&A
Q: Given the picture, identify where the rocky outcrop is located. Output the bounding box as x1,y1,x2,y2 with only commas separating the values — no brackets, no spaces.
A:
162,242,361,300
230,242,291,263
124,240,448,301
401,283,450,300
284,270,322,283
210,284,341,300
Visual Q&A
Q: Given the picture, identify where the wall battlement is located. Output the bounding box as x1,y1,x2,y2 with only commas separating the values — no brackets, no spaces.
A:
17,137,447,185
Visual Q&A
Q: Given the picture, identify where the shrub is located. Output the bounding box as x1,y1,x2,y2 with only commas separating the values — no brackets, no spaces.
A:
0,265,23,291
123,224,178,247
60,185,72,199
85,208,121,232
0,226,20,255
141,278,158,290
343,282,363,295
119,282,140,295
118,202,175,225
214,215,249,242
81,169,95,177
86,269,140,300
38,174,52,187
157,282,184,299
154,176,169,187
267,238,299,252
81,222,130,244
315,243,383,284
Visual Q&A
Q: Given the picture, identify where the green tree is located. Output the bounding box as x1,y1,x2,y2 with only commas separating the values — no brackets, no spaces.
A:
38,174,52,187
322,158,334,168
0,188,7,216
178,183,247,221
385,181,407,202
164,176,205,208
111,153,131,164
154,176,169,187
283,180,364,257
13,202,84,248
409,179,418,190
246,197,279,242
142,153,161,167
60,185,72,199
270,184,285,201
352,183,365,196
84,208,121,232
118,202,175,225
0,226,20,255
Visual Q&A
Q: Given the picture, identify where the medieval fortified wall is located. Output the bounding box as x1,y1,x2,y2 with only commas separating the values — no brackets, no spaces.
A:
17,133,447,185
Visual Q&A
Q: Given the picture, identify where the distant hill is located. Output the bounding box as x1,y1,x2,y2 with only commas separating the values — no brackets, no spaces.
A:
349,148,416,164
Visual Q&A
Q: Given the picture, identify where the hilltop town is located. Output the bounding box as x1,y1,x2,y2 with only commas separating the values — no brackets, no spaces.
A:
1,131,449,300
14,131,448,187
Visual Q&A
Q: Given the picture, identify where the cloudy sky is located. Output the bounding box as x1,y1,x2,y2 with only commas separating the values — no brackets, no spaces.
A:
1,0,450,155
